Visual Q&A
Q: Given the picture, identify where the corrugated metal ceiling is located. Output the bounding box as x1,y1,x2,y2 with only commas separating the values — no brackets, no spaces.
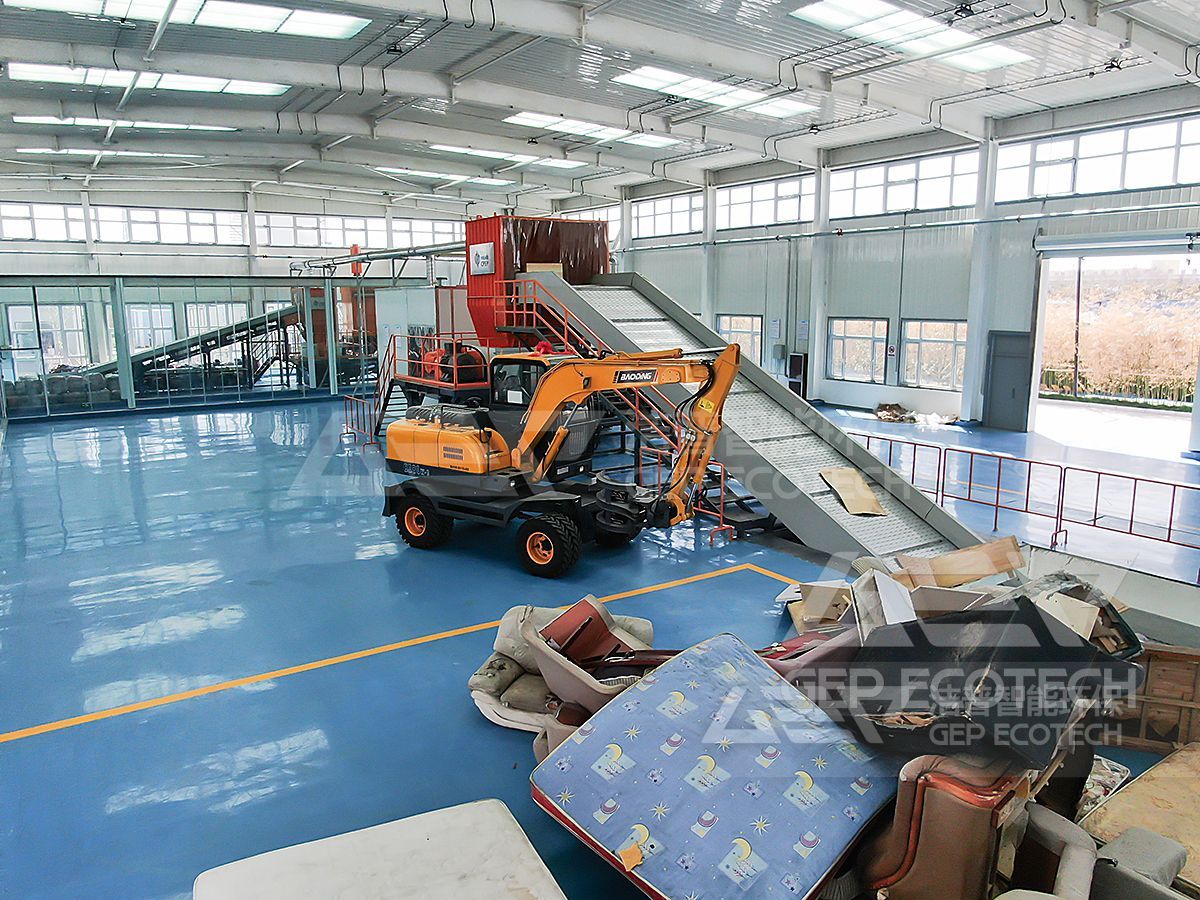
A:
0,0,1196,195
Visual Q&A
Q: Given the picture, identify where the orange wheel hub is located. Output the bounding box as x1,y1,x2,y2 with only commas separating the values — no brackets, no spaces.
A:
404,507,427,537
526,532,555,565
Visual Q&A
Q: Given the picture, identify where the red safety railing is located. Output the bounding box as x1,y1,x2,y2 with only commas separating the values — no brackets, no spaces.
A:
1059,468,1200,550
494,278,606,357
854,432,944,499
848,430,1200,569
941,447,1066,537
342,394,380,449
396,331,493,391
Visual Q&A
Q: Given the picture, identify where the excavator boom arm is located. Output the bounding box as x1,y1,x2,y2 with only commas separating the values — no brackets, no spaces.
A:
512,345,742,510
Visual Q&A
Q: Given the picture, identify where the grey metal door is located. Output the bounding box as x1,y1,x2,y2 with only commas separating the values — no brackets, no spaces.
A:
983,330,1034,432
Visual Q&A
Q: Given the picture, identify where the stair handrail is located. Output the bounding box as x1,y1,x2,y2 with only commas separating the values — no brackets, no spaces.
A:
368,333,402,436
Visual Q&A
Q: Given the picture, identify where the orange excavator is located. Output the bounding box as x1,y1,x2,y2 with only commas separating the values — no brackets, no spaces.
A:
383,344,741,577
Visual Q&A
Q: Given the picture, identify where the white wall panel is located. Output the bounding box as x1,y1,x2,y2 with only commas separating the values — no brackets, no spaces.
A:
825,233,903,320
628,247,703,313
898,225,972,321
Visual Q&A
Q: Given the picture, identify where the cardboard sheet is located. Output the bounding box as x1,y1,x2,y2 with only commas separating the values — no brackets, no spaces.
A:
819,467,886,516
778,581,853,631
908,586,989,619
893,535,1024,589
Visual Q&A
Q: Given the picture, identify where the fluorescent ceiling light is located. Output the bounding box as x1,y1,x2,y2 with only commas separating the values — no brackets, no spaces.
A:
504,112,631,142
16,147,202,158
617,133,681,148
0,0,369,38
12,115,235,131
6,62,288,94
790,0,1031,71
375,166,513,186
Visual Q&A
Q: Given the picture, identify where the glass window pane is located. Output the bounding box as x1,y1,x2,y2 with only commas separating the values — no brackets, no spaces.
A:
1127,122,1177,151
1033,162,1073,196
1076,155,1122,194
1124,148,1176,189
1078,130,1125,158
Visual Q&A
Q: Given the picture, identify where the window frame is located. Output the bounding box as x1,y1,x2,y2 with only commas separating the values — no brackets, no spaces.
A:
899,318,969,391
124,302,176,351
6,302,92,368
829,151,979,220
995,113,1200,203
631,191,704,239
714,175,816,230
826,317,889,384
715,313,764,364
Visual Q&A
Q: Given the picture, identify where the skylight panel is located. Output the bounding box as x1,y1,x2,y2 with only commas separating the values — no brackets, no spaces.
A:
5,0,101,12
223,78,289,95
611,66,684,91
194,0,287,30
502,112,631,142
746,97,818,118
505,112,560,129
944,44,1032,72
2,0,368,37
617,133,681,148
12,115,235,131
277,9,369,38
6,63,288,95
16,147,202,158
791,0,1031,71
375,167,513,186
99,0,204,22
613,66,781,111
533,158,587,169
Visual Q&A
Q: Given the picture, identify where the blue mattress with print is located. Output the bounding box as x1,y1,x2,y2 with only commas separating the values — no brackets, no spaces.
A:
531,633,905,899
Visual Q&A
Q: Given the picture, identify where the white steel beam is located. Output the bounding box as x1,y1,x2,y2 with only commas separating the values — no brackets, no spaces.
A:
0,97,683,191
0,39,734,179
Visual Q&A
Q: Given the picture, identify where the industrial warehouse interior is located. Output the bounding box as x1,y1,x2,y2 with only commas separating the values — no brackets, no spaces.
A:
5,0,1200,897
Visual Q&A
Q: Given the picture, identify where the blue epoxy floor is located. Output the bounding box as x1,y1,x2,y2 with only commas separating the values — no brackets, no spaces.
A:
0,402,831,899
818,403,1200,585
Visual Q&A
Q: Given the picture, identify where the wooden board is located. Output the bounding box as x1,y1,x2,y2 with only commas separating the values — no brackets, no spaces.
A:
1082,743,1200,892
893,535,1024,589
1110,643,1200,753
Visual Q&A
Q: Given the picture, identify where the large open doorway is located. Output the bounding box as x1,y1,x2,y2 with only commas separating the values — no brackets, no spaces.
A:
1036,254,1198,461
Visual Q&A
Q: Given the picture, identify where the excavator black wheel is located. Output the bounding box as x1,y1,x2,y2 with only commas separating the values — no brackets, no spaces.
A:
516,513,582,578
395,495,454,549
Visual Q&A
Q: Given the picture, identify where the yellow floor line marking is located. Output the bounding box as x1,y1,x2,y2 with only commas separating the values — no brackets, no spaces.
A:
0,561,796,745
